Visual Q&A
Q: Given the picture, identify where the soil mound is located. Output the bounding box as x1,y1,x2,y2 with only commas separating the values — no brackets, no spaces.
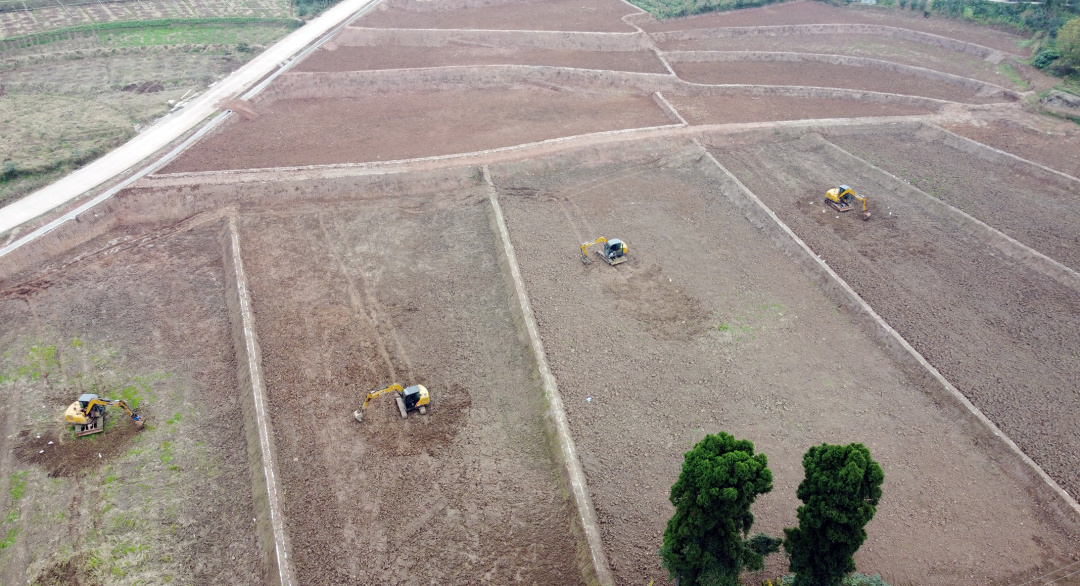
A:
13,422,141,477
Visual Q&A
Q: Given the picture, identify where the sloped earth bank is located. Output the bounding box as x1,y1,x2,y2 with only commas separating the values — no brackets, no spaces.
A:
710,135,1080,502
640,0,1030,55
491,149,1080,585
236,193,586,585
656,34,1030,90
296,45,669,74
939,121,1080,179
667,94,933,124
164,89,670,172
0,224,260,585
825,126,1080,272
358,0,637,32
671,61,1000,104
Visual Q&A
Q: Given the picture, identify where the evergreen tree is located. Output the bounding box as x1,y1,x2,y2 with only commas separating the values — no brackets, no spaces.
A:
661,432,775,586
784,443,884,586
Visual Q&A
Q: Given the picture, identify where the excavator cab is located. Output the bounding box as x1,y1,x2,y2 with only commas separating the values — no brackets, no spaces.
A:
603,239,627,264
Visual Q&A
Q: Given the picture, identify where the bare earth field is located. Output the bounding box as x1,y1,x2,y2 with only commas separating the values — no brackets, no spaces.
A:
668,94,934,123
164,89,671,171
6,0,1080,584
491,152,1080,585
672,61,1002,103
236,195,585,585
710,135,1080,501
657,33,1031,89
297,44,669,73
826,126,1080,271
358,0,637,32
640,0,1031,55
940,120,1080,178
0,223,261,585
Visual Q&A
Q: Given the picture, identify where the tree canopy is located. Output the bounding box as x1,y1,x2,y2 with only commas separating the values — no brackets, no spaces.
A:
660,432,774,586
784,443,885,586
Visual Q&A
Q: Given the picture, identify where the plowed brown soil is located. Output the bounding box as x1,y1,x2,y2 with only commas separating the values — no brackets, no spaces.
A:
826,126,1080,271
492,152,1080,586
641,0,1030,55
236,196,585,585
658,33,1013,83
358,0,636,31
297,44,669,73
165,89,670,172
672,60,999,103
710,135,1080,501
668,93,933,124
940,120,1080,178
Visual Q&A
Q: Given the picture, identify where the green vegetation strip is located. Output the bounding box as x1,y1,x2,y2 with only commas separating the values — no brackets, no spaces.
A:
628,0,787,20
1,17,300,49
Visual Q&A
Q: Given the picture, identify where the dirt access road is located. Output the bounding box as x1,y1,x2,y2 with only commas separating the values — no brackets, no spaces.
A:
235,192,587,585
491,147,1080,585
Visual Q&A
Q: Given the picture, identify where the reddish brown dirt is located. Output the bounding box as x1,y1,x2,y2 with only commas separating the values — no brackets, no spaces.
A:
32,553,98,586
492,152,1080,585
672,60,997,103
297,44,669,73
940,120,1080,179
710,135,1080,502
826,127,1080,271
165,89,670,172
358,0,637,32
668,93,933,124
14,424,143,477
657,33,1026,88
0,223,261,584
237,196,585,584
641,0,1031,55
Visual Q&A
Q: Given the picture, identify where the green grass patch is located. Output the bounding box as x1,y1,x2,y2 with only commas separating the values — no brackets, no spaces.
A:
997,63,1030,89
0,17,299,47
159,441,174,466
8,471,28,502
627,0,789,20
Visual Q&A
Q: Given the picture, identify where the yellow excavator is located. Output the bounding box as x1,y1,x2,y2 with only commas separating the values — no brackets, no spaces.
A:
64,394,143,437
580,237,628,265
354,384,430,423
825,185,871,220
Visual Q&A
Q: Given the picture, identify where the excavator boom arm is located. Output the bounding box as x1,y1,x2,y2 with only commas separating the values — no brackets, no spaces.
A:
361,384,404,412
580,237,607,259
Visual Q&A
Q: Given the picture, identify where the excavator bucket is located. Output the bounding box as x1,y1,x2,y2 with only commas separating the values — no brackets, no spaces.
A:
861,211,872,221
581,254,593,265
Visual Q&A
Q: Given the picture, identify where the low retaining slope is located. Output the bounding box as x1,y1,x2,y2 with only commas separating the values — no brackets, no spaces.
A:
336,26,652,51
264,66,952,111
651,24,1014,61
220,215,295,586
664,50,1019,100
